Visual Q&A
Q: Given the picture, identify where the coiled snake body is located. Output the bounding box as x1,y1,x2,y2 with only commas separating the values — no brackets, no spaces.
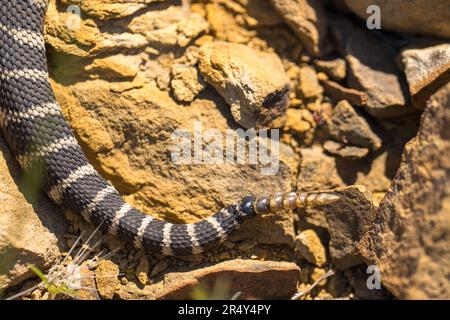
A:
0,0,339,256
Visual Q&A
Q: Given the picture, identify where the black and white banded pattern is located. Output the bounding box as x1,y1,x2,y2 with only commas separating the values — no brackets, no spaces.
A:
0,0,259,256
0,0,341,257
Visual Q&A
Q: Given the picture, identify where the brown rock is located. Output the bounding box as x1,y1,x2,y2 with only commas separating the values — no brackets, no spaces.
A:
344,0,450,39
323,140,369,159
205,3,254,44
313,58,347,81
198,41,290,129
95,260,120,300
116,259,300,299
136,255,150,286
61,0,163,21
296,229,327,267
0,137,67,293
296,146,346,229
321,79,367,106
298,146,345,192
170,64,206,102
298,65,324,99
322,185,376,270
331,15,412,119
328,100,382,151
45,0,102,57
400,41,450,109
284,108,313,134
128,5,208,47
349,267,391,300
359,83,450,299
85,54,140,79
270,0,328,56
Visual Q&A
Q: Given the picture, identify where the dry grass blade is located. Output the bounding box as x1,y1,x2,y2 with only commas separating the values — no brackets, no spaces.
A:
291,269,335,300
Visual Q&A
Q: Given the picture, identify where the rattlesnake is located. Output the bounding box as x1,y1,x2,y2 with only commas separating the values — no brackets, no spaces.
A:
0,0,339,256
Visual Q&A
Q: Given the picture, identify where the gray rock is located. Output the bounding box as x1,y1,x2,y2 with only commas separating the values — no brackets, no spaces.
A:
331,15,412,119
400,41,450,109
328,100,382,151
344,0,450,39
322,185,376,270
313,57,347,81
359,82,450,299
323,140,369,159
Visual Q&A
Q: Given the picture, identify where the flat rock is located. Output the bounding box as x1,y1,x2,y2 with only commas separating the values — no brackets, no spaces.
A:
323,140,369,159
359,82,450,299
321,79,367,106
313,57,347,81
129,5,208,47
270,0,328,56
400,41,450,109
344,0,450,39
328,100,382,151
116,259,300,299
322,185,376,270
60,0,164,21
0,137,67,293
198,41,290,129
331,15,412,119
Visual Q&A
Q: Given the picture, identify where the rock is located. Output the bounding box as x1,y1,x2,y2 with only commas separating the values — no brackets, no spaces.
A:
170,64,206,102
270,0,328,56
349,267,391,300
95,260,120,300
116,259,300,299
198,41,290,129
313,58,347,81
344,0,450,39
84,54,140,79
128,5,208,47
45,0,102,57
76,262,100,300
136,255,150,286
359,83,450,299
296,229,327,267
399,41,450,109
61,0,164,21
331,15,412,119
151,260,168,278
296,146,346,229
323,140,369,159
328,100,382,151
298,146,346,192
0,137,67,293
322,185,376,270
205,3,254,44
298,65,324,99
321,79,367,106
284,108,313,134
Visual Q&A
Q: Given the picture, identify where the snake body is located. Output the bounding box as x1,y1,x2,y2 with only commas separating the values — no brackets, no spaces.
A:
0,0,339,256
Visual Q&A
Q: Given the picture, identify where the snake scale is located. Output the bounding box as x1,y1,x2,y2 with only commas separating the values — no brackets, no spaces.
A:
0,0,340,256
